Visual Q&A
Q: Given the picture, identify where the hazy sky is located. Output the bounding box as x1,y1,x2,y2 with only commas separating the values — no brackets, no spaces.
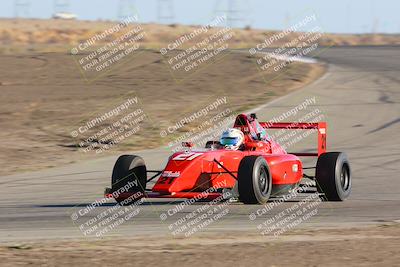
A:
0,0,399,33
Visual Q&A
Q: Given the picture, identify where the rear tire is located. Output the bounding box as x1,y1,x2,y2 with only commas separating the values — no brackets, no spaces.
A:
316,152,351,201
111,155,147,205
238,156,272,204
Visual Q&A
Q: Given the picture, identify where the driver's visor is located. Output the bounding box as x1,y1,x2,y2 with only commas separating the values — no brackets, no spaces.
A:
220,137,239,146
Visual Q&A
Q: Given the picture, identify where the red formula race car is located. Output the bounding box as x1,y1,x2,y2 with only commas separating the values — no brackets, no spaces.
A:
105,113,351,205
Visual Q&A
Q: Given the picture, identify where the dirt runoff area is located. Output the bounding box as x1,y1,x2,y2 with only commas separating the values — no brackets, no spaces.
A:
0,49,325,175
0,224,399,266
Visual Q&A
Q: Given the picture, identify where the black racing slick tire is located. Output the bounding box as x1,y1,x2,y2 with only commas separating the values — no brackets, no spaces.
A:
316,152,351,201
238,156,272,204
111,155,147,205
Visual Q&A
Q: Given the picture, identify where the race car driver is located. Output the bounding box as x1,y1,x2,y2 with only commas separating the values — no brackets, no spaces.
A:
219,128,243,201
220,128,245,150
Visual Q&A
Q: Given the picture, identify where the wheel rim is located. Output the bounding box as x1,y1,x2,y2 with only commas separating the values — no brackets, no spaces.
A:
258,166,269,195
340,164,350,191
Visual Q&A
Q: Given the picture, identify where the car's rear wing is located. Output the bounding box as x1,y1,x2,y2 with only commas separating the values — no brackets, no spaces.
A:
259,122,327,156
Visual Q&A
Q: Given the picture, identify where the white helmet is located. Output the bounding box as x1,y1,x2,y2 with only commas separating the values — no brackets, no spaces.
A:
220,128,244,150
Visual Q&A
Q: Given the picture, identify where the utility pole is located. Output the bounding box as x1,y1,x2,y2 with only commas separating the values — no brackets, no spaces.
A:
157,0,174,24
118,0,136,21
369,0,379,34
214,0,245,28
345,4,351,33
284,12,291,29
14,0,30,18
371,18,380,34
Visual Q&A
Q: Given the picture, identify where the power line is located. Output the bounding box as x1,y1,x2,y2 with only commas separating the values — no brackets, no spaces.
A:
14,0,30,18
214,0,246,28
157,0,174,24
54,0,70,14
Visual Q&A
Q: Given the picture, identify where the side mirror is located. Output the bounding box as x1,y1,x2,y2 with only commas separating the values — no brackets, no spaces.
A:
250,113,257,120
182,142,194,148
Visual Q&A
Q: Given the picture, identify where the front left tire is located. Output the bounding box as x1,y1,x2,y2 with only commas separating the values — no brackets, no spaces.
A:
238,156,272,204
111,155,147,205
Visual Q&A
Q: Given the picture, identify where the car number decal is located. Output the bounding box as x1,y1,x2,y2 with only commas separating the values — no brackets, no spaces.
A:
172,152,203,161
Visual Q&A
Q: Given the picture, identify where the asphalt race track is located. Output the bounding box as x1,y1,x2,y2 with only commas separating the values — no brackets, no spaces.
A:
0,46,399,242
